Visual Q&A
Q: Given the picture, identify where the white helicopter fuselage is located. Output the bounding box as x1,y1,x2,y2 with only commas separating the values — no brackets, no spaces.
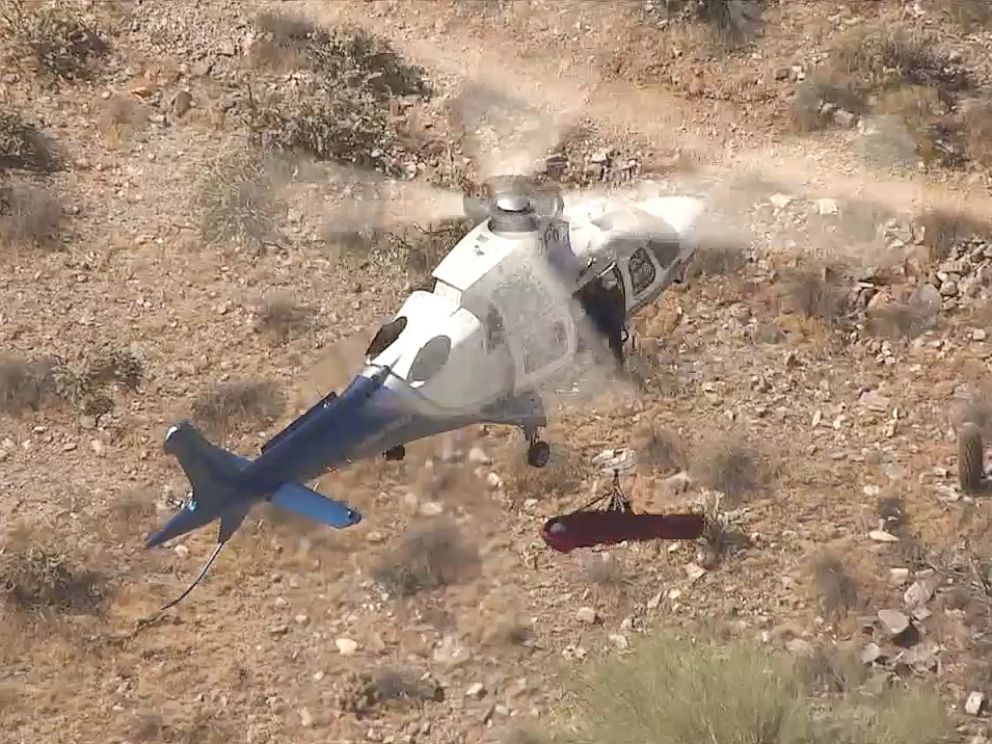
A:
362,193,706,418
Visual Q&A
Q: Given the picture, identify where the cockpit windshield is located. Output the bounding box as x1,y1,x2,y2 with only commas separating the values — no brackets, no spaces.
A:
365,316,407,359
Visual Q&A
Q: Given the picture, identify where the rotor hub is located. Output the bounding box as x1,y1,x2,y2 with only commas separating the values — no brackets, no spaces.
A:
494,193,532,213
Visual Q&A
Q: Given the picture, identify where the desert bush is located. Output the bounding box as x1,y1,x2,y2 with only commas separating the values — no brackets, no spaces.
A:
0,111,59,174
796,25,970,133
798,643,869,695
560,629,953,744
644,0,764,47
916,207,992,262
946,0,992,29
340,665,444,718
197,147,287,249
828,27,968,97
963,98,992,168
811,552,859,620
875,85,946,164
245,18,430,173
191,379,286,436
866,300,936,340
99,94,148,146
84,345,144,391
0,182,63,249
637,425,685,472
690,434,766,505
0,529,108,616
685,237,747,279
2,0,111,82
252,294,314,343
0,356,58,416
370,518,480,597
251,13,430,99
780,265,849,322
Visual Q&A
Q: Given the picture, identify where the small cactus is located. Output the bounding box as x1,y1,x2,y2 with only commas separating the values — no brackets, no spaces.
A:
958,422,986,494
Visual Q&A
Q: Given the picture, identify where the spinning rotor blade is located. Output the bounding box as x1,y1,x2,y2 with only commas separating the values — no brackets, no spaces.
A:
446,81,580,185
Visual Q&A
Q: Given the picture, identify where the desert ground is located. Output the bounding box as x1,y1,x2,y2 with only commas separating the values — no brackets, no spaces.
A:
3,1,992,742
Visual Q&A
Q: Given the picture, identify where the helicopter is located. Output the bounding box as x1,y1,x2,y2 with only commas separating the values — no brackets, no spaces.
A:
143,77,713,611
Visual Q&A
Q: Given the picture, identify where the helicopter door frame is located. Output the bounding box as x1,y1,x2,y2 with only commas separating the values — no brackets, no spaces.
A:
619,240,666,314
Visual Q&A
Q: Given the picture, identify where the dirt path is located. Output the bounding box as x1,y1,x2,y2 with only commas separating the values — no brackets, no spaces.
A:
315,0,992,222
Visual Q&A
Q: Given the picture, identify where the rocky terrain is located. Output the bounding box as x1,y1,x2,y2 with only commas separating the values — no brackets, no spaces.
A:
2,1,992,743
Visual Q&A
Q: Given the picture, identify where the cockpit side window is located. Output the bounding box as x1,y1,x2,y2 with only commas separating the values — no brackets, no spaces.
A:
484,305,505,351
408,335,451,384
366,316,407,359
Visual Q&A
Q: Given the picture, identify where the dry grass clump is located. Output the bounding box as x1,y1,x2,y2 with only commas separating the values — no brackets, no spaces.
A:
637,425,685,473
916,207,992,262
2,0,111,82
874,85,948,165
963,98,992,169
866,299,937,340
643,0,765,47
946,0,992,29
0,351,141,419
191,379,286,437
0,111,60,174
99,94,149,147
684,236,748,279
245,15,430,173
689,433,766,505
798,643,870,696
197,146,287,250
0,528,108,616
0,355,58,416
779,265,849,322
340,665,445,718
370,518,480,597
794,25,970,134
0,182,64,249
251,294,315,343
811,552,859,620
561,629,952,744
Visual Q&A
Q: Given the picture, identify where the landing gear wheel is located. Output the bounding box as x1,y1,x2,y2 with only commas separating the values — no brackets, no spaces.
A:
527,440,551,468
383,445,405,461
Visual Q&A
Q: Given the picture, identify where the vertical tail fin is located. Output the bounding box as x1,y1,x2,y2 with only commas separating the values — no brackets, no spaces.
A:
146,421,249,548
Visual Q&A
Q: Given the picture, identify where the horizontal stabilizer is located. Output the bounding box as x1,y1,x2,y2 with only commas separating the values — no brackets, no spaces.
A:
269,482,362,529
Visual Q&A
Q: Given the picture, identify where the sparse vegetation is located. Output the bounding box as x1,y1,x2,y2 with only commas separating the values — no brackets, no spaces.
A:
866,299,937,340
685,237,747,279
341,665,444,717
560,629,953,744
196,146,287,249
0,111,59,173
252,294,314,343
780,265,849,322
958,422,986,494
0,182,64,249
0,529,107,616
371,518,480,597
963,98,992,168
0,355,57,415
812,552,859,620
244,16,430,173
637,425,685,472
2,0,111,82
191,379,286,436
796,24,971,138
690,434,765,504
916,207,992,262
99,94,149,147
645,0,765,47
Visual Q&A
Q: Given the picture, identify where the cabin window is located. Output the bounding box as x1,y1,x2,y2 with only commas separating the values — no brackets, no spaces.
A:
366,316,407,359
408,335,451,384
484,305,505,351
628,246,657,296
647,237,680,269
